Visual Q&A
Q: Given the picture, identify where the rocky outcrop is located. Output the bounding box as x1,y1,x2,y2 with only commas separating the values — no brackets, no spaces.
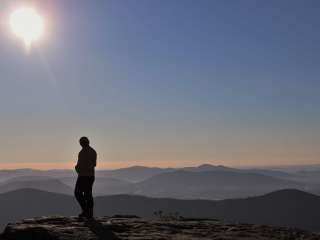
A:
1,216,319,240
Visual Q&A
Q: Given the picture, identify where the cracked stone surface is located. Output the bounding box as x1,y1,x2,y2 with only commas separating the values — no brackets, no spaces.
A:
1,216,320,240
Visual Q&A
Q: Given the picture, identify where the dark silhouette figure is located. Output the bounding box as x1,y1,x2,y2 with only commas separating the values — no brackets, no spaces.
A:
74,136,97,218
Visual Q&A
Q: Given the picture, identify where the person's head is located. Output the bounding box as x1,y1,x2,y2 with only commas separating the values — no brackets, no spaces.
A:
79,136,90,147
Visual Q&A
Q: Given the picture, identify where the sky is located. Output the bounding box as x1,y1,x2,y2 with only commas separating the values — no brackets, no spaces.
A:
0,0,319,169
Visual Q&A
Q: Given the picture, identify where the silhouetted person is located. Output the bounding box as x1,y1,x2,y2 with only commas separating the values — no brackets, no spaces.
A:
74,136,97,218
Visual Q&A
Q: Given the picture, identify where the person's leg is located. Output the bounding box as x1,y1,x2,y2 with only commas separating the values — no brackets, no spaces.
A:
74,176,86,215
83,176,95,218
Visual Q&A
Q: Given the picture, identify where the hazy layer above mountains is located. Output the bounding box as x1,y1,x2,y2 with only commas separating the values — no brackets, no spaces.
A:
0,164,319,199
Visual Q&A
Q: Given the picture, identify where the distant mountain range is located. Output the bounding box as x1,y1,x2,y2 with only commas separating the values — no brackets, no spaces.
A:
96,166,174,182
0,170,308,199
0,176,72,195
0,163,316,180
0,164,318,199
0,164,302,182
0,188,319,232
134,170,304,199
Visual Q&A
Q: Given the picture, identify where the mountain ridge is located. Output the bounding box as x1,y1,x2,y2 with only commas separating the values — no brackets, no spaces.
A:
0,188,319,231
0,166,310,199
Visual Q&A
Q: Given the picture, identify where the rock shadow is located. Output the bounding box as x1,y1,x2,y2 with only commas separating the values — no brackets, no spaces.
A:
85,219,119,240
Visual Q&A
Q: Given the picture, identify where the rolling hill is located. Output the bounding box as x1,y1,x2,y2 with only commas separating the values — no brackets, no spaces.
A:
0,188,319,231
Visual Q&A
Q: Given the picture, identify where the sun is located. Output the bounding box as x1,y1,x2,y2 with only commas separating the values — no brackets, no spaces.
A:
10,7,44,49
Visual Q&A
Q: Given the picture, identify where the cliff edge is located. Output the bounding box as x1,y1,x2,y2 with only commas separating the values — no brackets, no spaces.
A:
1,216,319,240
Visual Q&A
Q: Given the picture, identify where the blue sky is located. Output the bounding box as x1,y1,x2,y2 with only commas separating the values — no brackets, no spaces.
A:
0,0,319,168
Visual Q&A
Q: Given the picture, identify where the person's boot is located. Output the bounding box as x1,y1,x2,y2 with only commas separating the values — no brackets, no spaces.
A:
86,207,94,219
78,211,86,218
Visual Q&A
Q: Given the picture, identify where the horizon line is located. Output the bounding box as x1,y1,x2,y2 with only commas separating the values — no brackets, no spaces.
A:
0,161,319,171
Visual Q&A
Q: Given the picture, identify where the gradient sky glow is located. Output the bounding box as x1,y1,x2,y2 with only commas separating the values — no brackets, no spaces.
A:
0,0,319,169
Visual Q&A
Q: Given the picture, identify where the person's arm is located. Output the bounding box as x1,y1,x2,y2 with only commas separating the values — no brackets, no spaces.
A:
75,152,80,173
89,150,97,168
94,151,97,167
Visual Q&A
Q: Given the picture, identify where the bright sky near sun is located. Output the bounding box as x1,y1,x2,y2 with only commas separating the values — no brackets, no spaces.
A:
10,7,44,49
0,0,319,169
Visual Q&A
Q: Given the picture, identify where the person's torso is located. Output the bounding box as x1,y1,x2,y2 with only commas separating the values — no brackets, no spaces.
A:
77,147,97,176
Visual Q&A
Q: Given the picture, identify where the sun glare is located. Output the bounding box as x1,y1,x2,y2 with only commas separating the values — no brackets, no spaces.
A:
10,7,44,49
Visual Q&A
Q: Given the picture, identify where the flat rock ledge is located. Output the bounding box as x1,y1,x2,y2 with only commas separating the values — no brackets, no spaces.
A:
0,216,319,240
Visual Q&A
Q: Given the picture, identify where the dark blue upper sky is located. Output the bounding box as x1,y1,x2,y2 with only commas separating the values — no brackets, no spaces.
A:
0,0,319,168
